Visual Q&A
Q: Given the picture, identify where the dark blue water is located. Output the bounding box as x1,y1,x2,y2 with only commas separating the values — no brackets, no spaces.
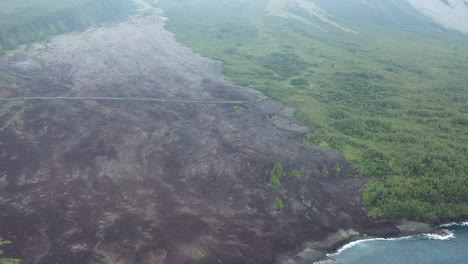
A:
321,224,468,264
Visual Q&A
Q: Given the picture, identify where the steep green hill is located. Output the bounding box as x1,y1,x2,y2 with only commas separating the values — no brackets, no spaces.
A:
0,0,135,52
157,0,468,220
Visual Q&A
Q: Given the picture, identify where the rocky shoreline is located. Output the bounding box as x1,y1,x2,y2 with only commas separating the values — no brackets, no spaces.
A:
303,220,468,263
279,220,435,263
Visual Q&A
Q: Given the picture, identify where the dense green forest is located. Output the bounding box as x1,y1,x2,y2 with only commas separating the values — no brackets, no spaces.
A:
157,0,468,220
0,0,135,53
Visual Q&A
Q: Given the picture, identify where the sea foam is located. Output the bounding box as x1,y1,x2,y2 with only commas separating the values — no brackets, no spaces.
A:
438,221,468,227
326,235,414,257
315,222,467,263
326,227,459,258
422,229,455,240
315,223,467,264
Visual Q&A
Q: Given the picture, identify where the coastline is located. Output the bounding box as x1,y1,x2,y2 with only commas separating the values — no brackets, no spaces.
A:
311,221,468,264
1,1,465,264
1,5,409,264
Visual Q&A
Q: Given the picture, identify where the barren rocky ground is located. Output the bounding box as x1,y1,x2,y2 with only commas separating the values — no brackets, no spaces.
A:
0,14,402,264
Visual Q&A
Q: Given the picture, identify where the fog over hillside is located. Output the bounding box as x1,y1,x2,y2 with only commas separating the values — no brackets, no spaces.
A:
269,0,466,34
408,0,468,34
281,0,468,34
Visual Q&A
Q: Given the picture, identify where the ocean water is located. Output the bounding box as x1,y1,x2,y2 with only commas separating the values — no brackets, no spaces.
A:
320,223,468,264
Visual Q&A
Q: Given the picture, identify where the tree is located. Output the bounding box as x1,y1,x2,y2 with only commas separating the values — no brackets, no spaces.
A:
290,78,309,88
274,198,285,211
322,165,330,176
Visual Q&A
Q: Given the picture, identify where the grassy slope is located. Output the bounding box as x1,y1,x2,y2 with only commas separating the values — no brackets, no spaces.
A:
158,0,468,220
0,0,93,28
0,0,135,52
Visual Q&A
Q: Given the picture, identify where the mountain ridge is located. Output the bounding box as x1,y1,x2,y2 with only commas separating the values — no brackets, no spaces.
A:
268,0,468,34
407,0,468,34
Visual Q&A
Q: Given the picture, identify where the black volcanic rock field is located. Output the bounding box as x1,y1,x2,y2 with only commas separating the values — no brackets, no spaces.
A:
0,14,400,264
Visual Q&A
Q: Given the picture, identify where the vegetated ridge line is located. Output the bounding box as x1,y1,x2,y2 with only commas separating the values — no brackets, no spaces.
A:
0,96,268,104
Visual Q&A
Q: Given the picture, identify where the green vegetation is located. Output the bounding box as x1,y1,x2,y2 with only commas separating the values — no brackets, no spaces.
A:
270,162,283,187
158,0,468,220
335,162,342,173
291,169,304,178
290,78,309,88
322,166,330,176
260,52,309,78
233,105,245,112
274,197,285,211
0,0,135,52
0,239,20,264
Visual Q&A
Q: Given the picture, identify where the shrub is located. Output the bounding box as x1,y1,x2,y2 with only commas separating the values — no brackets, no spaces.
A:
274,198,285,211
260,52,308,78
290,78,309,87
270,163,283,187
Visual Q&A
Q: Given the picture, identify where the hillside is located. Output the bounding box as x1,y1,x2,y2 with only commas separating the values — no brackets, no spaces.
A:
408,0,468,34
0,0,467,263
0,0,135,52
267,0,442,33
157,0,468,219
0,8,406,264
263,0,468,35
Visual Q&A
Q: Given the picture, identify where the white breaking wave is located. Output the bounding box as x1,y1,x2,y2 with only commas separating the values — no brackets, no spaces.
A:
326,227,461,258
326,235,414,257
422,229,455,240
439,222,459,227
316,223,466,263
438,221,468,227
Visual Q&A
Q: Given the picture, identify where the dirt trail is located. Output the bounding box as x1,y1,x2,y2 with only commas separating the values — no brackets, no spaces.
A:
0,96,267,104
0,10,400,264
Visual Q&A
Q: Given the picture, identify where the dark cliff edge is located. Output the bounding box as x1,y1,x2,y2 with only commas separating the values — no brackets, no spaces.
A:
0,13,410,264
0,0,135,52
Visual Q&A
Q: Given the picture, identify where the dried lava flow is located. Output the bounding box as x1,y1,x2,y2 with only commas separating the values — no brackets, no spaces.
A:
0,14,399,264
